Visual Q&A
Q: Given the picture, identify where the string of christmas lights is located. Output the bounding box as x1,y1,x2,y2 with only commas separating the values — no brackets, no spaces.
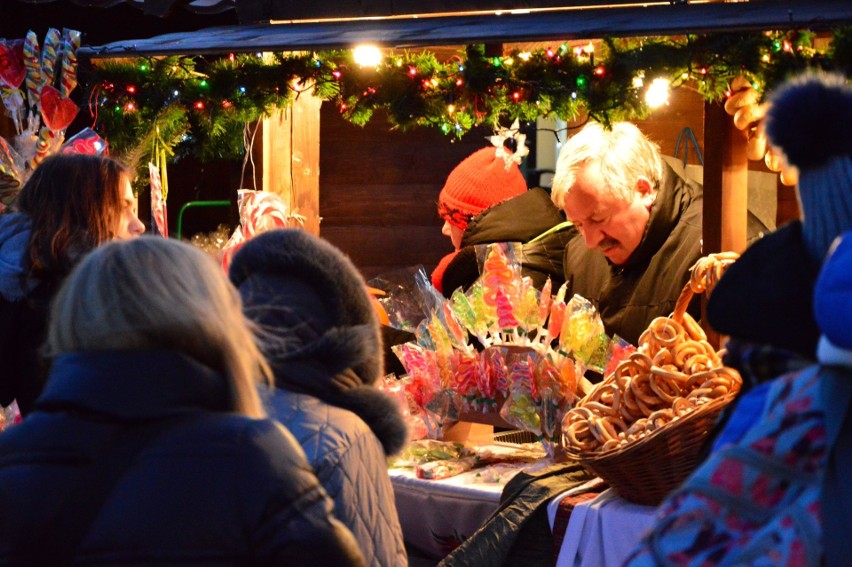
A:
84,28,850,163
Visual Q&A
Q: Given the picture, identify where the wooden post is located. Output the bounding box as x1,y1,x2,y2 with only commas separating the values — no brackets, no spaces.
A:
702,100,748,255
261,84,322,236
702,100,748,348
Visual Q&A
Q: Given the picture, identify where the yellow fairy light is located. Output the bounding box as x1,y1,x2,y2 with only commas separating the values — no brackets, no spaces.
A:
353,45,382,67
447,104,456,114
645,78,671,108
518,52,532,61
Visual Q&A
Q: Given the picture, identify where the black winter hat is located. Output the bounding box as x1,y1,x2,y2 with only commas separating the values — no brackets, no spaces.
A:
228,228,383,386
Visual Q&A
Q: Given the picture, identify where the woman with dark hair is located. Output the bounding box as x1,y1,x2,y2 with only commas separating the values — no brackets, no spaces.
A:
0,153,145,415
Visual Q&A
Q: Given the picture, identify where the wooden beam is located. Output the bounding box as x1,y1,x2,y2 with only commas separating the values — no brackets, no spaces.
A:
83,0,852,57
236,0,644,24
260,86,322,236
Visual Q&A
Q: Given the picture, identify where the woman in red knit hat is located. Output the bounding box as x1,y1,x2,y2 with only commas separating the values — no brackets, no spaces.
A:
431,141,576,297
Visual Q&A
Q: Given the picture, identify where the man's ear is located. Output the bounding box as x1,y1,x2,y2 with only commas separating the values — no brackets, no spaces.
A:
636,177,656,210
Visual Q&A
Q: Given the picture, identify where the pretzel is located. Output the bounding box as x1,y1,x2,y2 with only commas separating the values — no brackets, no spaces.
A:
562,252,744,455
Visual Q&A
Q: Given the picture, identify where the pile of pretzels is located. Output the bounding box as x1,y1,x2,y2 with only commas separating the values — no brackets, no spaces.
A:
563,253,743,454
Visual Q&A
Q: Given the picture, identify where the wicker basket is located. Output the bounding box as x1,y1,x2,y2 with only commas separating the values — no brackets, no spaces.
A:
565,253,741,506
567,392,734,506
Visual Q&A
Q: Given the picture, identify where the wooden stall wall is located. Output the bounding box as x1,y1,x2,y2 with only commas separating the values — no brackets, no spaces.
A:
318,86,708,282
318,105,491,281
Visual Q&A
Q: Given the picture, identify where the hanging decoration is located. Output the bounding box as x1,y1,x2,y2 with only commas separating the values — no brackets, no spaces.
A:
149,126,171,237
77,27,849,166
0,28,82,207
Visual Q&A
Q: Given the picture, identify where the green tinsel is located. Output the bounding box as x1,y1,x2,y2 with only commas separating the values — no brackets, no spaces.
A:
81,28,851,169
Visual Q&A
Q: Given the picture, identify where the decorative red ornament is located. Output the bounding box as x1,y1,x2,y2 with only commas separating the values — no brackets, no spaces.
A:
0,39,26,89
39,85,78,130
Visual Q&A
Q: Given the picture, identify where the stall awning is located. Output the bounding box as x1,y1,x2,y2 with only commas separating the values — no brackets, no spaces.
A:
80,0,852,58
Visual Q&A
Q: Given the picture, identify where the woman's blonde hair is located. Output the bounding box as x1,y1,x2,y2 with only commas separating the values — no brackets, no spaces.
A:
47,236,270,418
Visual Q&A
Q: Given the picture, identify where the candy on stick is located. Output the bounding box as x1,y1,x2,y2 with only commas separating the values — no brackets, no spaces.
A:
515,277,540,337
536,277,553,331
559,294,605,361
0,39,27,89
29,126,57,170
0,137,22,205
59,29,81,97
39,29,62,91
481,244,519,312
499,355,542,435
60,127,108,155
494,287,520,332
482,346,511,396
450,288,488,346
220,189,300,271
543,282,568,346
22,31,42,109
466,281,497,344
440,301,473,355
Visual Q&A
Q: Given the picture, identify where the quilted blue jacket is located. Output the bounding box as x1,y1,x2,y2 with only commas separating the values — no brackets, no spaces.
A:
265,388,407,567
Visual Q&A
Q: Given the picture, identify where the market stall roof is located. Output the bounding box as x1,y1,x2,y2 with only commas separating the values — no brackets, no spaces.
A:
80,0,852,58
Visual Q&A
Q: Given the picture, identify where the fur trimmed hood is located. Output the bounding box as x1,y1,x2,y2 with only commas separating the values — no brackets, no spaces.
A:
229,229,407,455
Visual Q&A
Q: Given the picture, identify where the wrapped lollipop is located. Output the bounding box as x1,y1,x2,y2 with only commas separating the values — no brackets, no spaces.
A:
59,29,81,98
0,137,22,206
499,354,542,436
559,294,606,363
481,244,521,334
466,281,497,344
393,342,444,438
542,282,569,348
450,287,490,346
447,350,486,412
482,346,511,397
514,277,541,338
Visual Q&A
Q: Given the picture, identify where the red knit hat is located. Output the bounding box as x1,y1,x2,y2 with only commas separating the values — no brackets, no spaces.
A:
438,147,528,230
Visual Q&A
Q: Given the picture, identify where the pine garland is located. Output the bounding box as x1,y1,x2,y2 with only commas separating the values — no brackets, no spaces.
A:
82,28,851,166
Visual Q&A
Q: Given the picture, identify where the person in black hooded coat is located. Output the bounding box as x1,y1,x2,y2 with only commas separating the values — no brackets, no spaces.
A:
431,145,575,298
230,228,409,567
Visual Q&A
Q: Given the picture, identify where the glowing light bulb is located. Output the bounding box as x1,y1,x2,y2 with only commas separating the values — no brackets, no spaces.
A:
645,78,671,108
353,45,382,67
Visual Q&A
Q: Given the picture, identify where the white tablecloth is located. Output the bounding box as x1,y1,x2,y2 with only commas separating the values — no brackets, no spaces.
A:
390,445,543,561
551,488,659,567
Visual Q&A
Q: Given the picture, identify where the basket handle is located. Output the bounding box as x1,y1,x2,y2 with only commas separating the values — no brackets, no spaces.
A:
672,252,740,324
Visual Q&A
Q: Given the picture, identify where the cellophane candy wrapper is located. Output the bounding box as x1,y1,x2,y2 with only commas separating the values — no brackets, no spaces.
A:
602,335,636,379
220,189,299,272
367,266,432,333
499,352,542,435
560,294,610,372
393,342,445,439
0,400,22,432
59,127,108,155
